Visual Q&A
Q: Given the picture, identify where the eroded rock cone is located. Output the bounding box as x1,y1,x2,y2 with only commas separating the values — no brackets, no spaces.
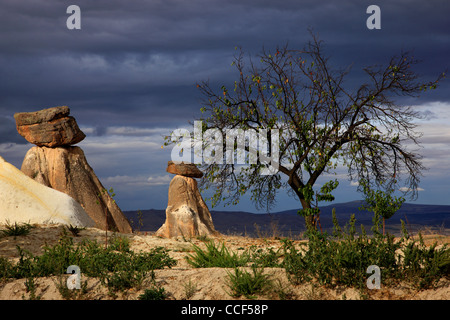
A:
14,106,86,147
21,146,132,233
156,162,217,238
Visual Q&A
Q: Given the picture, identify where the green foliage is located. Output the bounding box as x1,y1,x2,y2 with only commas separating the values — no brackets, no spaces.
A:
402,234,449,288
1,233,176,293
226,266,273,299
187,35,444,229
138,286,168,300
186,240,249,268
0,257,13,280
186,240,283,269
282,213,448,290
359,179,405,220
65,225,85,237
103,269,147,292
298,180,339,219
359,179,405,234
248,246,282,268
0,221,34,238
23,277,41,300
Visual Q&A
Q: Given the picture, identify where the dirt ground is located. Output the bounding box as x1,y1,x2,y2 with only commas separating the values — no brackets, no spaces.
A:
0,224,448,300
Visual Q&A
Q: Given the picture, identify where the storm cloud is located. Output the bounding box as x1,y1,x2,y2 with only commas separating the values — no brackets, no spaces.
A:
0,0,449,210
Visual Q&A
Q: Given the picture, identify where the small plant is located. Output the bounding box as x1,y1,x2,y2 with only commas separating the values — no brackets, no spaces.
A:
108,235,131,252
56,276,88,300
186,240,249,268
0,221,34,238
358,179,405,235
2,233,176,291
182,279,198,300
226,266,273,299
65,225,85,237
136,210,144,232
0,257,13,280
282,211,448,291
402,233,449,288
104,269,146,292
138,286,168,300
249,246,282,268
23,277,41,300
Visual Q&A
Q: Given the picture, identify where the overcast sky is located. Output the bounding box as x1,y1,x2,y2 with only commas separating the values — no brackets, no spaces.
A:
0,0,449,212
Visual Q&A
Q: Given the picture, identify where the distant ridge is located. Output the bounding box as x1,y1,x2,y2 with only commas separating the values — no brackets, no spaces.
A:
124,201,450,237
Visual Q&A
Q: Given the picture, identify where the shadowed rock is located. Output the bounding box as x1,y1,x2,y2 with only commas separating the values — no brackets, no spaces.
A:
166,161,203,178
14,106,85,147
20,146,132,233
15,106,132,233
157,161,217,238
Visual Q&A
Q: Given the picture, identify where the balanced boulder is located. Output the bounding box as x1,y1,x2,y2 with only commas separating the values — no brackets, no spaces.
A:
0,156,95,227
14,106,85,147
156,161,217,238
166,161,203,178
21,146,132,233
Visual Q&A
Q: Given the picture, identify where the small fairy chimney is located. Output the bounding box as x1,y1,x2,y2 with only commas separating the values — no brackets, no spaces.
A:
156,161,218,238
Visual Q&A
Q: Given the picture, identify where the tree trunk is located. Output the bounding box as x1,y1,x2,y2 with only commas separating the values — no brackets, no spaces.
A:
288,175,316,230
299,198,315,229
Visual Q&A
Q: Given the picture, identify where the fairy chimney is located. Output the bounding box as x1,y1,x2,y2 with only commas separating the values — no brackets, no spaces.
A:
156,161,218,238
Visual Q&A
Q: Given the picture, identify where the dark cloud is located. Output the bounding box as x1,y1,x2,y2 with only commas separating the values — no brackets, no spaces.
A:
0,116,24,144
0,0,449,209
1,0,448,132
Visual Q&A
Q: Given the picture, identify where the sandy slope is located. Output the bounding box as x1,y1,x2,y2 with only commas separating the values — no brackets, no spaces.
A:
0,224,448,300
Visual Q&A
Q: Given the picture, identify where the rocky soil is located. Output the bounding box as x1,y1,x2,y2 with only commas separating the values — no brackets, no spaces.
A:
0,224,448,300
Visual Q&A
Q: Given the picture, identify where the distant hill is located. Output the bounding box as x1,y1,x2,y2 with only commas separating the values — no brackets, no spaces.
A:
124,201,450,237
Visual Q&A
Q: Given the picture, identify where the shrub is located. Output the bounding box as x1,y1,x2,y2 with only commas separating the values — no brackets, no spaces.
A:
226,266,273,299
138,286,168,300
248,246,282,268
402,233,449,288
282,211,448,290
0,221,34,238
3,233,176,293
186,240,249,268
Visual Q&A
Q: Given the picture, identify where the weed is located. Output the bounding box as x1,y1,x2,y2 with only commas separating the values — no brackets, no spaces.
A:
248,246,282,268
103,269,146,292
272,279,295,300
226,266,273,299
402,233,449,288
182,279,198,299
2,233,176,294
138,286,168,300
107,234,131,252
186,240,249,268
65,225,85,237
0,221,34,239
23,277,41,300
0,257,13,280
56,276,88,300
282,212,448,291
